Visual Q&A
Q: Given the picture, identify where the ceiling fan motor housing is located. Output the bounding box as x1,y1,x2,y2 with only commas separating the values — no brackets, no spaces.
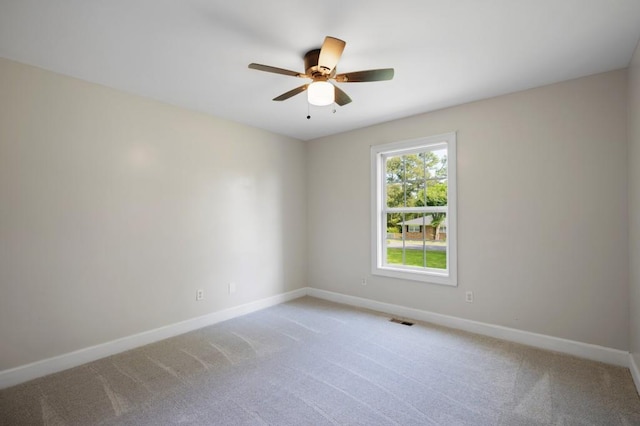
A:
304,49,330,78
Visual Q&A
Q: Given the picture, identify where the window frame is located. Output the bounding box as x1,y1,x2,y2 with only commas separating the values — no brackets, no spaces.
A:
370,132,458,286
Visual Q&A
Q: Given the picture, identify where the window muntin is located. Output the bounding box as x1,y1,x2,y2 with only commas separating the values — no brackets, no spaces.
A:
371,133,457,286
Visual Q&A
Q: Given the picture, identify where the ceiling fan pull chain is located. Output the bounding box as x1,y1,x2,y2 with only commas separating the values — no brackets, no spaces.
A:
307,102,311,120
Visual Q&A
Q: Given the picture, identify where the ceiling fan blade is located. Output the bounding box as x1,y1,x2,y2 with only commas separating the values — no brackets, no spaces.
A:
249,63,304,77
335,68,394,82
334,85,352,106
273,84,309,101
318,36,346,74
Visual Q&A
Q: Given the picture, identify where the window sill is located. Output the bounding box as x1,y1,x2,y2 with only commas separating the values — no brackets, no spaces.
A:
372,265,457,286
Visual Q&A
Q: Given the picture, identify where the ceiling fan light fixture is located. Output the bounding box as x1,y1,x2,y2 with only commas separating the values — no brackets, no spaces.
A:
307,81,334,106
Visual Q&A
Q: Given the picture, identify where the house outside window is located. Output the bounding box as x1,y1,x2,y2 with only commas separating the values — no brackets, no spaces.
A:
407,225,421,233
371,133,457,286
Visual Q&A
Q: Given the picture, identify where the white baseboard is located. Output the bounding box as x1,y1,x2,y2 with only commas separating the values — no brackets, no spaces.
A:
0,288,307,390
2,286,632,390
307,288,629,368
630,353,640,396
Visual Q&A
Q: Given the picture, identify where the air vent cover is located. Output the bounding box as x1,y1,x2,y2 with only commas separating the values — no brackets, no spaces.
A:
390,318,414,326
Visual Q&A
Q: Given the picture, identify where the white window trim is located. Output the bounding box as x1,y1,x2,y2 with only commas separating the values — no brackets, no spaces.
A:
370,132,457,286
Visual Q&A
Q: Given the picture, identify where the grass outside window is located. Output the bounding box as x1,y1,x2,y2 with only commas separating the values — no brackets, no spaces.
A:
386,248,446,269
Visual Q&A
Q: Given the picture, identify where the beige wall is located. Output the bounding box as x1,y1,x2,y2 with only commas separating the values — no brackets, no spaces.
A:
0,58,307,370
0,53,634,373
629,40,640,366
307,70,629,350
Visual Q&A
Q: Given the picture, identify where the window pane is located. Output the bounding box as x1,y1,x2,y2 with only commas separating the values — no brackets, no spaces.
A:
385,212,403,235
404,153,425,207
385,213,447,270
386,182,404,208
425,179,448,207
385,156,403,208
426,148,448,179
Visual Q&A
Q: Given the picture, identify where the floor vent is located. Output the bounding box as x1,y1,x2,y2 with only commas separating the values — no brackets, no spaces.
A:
390,318,414,326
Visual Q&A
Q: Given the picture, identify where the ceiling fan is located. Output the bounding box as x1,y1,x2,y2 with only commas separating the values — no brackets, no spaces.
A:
248,36,394,107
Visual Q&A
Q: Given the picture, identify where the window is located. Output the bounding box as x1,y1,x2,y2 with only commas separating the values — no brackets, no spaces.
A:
371,133,457,286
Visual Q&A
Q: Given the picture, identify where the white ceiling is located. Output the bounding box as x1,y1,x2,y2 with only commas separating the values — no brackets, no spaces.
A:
1,1,639,141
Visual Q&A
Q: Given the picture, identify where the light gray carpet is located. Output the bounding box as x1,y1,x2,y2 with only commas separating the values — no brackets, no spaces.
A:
1,296,639,425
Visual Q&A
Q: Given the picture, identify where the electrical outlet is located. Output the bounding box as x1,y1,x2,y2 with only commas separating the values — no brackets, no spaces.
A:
361,278,367,286
465,291,473,303
229,282,236,294
196,289,204,301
